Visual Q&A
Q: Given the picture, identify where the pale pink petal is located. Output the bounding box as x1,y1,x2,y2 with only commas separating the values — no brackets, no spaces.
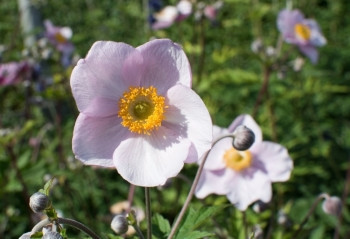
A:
72,114,130,167
202,137,229,170
71,41,138,113
277,9,304,43
113,133,191,187
195,169,233,198
227,169,272,211
122,50,144,86
298,45,319,64
164,85,212,161
252,142,293,182
83,97,118,117
188,125,228,165
137,39,192,94
304,19,326,46
228,114,262,151
213,125,230,139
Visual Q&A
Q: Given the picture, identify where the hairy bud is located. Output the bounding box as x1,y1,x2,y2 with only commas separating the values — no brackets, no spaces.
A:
232,125,255,151
19,232,31,239
42,231,63,239
111,215,129,234
29,192,49,213
322,196,342,216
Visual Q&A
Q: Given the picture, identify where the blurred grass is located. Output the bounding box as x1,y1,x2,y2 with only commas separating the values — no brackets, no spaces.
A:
1,0,350,238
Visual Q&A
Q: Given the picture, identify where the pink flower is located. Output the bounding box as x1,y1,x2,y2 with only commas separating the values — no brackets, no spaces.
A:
151,0,192,30
0,61,31,86
277,9,326,63
203,1,223,21
44,20,74,66
195,114,293,211
70,39,212,187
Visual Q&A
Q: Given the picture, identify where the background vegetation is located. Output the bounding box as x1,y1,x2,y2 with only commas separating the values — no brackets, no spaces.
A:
1,0,350,238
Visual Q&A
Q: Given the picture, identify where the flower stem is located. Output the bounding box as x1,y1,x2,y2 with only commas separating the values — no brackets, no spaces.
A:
252,65,271,118
31,217,101,239
242,211,248,239
132,223,146,239
145,187,152,239
167,135,235,239
127,184,136,213
333,160,350,239
292,194,327,238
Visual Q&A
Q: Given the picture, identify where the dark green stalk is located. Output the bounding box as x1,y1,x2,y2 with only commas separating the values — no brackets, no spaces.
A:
145,187,152,239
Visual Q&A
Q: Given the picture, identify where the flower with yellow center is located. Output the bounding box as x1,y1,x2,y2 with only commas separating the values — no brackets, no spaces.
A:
195,114,293,211
223,148,252,171
55,32,68,44
71,39,212,187
294,23,311,41
118,86,167,135
277,9,326,63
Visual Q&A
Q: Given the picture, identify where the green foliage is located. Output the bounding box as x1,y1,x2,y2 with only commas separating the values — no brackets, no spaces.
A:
1,0,350,238
174,205,227,239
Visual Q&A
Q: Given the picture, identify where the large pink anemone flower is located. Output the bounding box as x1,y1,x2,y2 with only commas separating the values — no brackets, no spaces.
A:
70,39,212,187
195,114,293,211
277,9,326,64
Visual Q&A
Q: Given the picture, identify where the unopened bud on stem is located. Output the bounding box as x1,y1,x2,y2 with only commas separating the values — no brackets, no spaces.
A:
29,192,50,213
322,195,342,216
232,125,255,151
42,231,63,239
111,214,129,234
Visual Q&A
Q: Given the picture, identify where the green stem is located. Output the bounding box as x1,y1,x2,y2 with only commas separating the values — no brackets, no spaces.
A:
333,160,350,239
242,211,248,239
292,194,327,238
167,135,236,239
145,187,152,239
252,65,271,118
31,217,101,239
132,223,146,239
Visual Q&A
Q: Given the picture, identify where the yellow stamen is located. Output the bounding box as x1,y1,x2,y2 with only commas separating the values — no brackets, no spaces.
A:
294,23,311,41
118,86,167,135
55,33,67,44
223,148,252,171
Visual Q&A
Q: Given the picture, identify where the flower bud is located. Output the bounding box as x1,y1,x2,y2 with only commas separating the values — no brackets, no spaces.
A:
19,232,31,239
232,125,255,151
42,231,63,239
322,196,342,216
29,192,49,213
251,39,263,53
111,215,129,234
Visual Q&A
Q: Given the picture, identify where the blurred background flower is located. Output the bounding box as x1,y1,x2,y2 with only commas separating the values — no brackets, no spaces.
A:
277,9,326,63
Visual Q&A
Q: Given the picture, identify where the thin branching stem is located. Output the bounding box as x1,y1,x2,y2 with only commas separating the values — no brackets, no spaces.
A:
167,135,235,239
242,211,248,239
292,194,327,238
31,217,101,239
334,160,350,239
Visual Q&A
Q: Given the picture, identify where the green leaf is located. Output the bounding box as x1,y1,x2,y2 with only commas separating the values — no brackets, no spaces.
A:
30,231,43,238
152,213,171,238
174,205,228,239
39,177,56,196
180,231,214,239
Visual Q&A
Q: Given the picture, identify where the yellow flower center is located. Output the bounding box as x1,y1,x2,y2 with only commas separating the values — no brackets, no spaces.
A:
223,147,252,171
294,23,311,41
55,32,67,44
118,86,167,135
